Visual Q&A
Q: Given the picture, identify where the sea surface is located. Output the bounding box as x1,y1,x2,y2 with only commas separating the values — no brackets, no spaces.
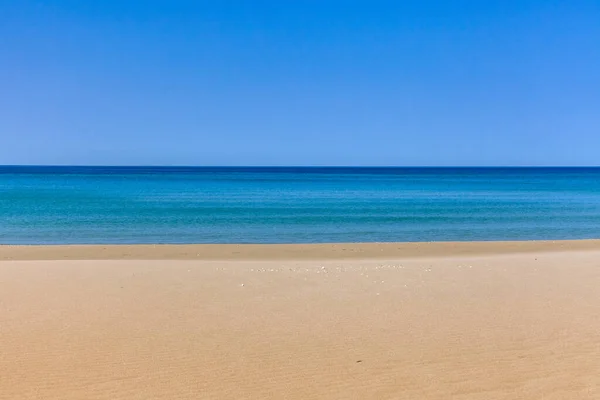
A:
1,166,600,244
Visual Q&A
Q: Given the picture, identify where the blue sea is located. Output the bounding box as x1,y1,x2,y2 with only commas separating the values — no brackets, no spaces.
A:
1,166,599,244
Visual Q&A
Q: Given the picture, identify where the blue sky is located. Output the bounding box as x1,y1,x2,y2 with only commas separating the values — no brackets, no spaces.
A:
1,1,599,166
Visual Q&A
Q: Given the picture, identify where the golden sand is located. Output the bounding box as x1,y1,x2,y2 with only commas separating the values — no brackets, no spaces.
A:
2,239,600,260
1,241,600,399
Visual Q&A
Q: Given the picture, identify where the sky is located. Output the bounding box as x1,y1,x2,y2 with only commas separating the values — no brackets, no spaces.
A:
1,1,599,166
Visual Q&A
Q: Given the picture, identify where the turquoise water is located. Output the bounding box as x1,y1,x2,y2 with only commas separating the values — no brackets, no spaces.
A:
1,167,600,244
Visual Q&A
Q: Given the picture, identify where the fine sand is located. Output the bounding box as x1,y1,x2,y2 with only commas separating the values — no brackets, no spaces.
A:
2,241,600,399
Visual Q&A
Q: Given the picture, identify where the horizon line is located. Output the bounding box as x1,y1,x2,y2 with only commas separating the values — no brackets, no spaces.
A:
1,165,600,169
0,164,600,168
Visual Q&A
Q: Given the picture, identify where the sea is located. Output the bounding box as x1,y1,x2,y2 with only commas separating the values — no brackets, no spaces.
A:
1,166,599,245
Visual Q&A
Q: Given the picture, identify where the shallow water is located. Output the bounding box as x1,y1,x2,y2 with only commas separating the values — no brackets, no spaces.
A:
1,166,599,244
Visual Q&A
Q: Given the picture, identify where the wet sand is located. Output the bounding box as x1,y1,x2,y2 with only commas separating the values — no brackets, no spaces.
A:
1,241,600,399
2,239,600,260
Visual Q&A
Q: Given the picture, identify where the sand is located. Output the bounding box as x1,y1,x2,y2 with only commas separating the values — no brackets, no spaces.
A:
2,242,600,399
2,239,600,261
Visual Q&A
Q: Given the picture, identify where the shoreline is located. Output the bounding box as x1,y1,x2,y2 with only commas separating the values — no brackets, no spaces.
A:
2,238,600,260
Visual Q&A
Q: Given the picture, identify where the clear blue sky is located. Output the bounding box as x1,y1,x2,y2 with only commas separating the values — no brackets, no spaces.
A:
1,1,599,166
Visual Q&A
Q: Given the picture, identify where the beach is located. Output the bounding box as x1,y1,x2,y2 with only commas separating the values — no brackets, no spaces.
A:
2,241,600,399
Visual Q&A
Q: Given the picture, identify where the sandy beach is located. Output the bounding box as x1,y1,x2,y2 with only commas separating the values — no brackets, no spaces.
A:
2,241,600,399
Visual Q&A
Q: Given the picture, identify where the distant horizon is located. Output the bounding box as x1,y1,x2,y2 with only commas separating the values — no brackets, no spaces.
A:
2,165,600,169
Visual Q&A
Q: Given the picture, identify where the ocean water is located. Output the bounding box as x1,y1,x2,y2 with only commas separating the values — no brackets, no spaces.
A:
1,166,600,245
